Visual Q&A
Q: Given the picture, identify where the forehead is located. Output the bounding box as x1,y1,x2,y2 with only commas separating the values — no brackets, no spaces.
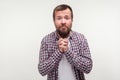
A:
55,8,71,16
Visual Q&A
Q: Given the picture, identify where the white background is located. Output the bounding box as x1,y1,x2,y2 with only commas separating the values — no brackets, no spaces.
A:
0,0,120,80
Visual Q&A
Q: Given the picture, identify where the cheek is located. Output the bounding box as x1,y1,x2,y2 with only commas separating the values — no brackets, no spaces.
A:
66,21,72,26
54,21,61,26
54,21,60,29
55,21,60,25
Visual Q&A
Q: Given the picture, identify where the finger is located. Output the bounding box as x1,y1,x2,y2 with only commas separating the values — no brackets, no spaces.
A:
63,46,69,52
63,39,68,43
59,42,63,45
62,42,68,46
57,38,63,44
58,40,62,44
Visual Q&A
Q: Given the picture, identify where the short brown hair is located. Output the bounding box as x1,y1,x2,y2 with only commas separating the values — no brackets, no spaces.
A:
53,4,73,20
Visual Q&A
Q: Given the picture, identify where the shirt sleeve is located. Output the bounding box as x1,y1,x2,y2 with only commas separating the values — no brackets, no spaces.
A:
64,36,93,74
38,39,62,76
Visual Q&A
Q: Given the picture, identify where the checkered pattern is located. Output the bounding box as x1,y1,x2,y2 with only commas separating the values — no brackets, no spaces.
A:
38,31,92,80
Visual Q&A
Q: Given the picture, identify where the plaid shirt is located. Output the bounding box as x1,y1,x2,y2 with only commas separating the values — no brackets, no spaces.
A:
38,31,92,80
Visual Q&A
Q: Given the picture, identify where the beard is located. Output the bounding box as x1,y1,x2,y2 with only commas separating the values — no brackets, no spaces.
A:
56,26,71,38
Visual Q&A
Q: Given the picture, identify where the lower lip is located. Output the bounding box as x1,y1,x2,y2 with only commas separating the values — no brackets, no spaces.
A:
61,27,67,30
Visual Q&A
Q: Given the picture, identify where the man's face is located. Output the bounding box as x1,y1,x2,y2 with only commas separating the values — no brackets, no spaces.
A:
54,8,73,38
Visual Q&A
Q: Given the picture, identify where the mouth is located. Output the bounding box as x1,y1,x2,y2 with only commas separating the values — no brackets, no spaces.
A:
61,27,66,30
60,26,67,31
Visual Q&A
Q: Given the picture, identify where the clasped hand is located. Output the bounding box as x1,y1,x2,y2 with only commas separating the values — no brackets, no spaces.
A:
57,38,69,53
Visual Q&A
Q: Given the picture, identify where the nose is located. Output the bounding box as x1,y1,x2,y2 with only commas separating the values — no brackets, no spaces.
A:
61,19,66,24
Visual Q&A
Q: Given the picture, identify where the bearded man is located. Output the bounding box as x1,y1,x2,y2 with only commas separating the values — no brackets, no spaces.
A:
38,4,93,80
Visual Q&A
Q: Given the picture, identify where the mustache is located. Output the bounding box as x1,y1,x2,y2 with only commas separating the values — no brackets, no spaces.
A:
61,23,66,26
60,24,68,28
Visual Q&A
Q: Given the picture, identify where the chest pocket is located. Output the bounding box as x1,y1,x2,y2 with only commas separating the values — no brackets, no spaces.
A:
47,42,58,55
70,39,82,55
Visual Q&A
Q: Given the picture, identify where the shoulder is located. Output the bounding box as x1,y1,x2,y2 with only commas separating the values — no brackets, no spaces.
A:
41,31,56,43
72,31,86,40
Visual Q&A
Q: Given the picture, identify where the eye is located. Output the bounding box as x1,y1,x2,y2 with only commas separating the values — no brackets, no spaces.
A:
56,17,62,20
64,16,71,20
